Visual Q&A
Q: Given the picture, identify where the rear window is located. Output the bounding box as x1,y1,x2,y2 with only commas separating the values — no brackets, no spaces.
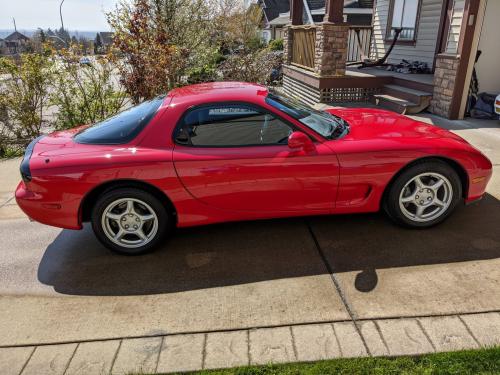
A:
74,96,164,144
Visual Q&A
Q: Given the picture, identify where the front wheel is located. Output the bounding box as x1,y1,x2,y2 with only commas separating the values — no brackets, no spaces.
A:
384,161,462,228
91,188,172,255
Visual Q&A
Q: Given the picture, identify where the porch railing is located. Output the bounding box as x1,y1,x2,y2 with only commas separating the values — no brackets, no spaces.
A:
291,27,316,71
347,26,372,62
290,25,373,70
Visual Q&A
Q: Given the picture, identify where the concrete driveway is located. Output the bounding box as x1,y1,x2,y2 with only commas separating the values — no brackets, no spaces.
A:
0,114,499,350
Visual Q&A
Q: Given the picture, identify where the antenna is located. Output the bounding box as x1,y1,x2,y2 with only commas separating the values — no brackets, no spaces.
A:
12,17,17,32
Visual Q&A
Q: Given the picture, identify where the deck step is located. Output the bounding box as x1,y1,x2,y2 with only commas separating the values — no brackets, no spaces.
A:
383,84,432,103
371,94,420,115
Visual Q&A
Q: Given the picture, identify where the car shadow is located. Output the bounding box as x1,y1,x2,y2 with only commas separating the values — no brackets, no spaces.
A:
38,193,500,296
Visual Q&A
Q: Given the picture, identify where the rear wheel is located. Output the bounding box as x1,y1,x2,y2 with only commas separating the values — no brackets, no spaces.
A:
91,188,172,255
384,161,462,228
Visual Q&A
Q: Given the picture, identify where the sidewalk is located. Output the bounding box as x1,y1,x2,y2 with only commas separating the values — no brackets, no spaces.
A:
0,158,24,220
2,311,500,375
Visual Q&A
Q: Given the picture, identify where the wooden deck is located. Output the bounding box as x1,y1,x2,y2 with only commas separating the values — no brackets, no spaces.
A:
282,64,435,106
346,67,435,86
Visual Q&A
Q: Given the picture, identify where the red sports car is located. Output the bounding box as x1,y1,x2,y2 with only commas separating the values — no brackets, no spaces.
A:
16,82,492,254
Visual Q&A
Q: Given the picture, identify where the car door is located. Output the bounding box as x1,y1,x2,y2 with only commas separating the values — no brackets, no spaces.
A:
172,102,339,213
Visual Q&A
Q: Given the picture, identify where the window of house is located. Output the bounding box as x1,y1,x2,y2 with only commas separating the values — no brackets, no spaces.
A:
386,0,421,42
174,104,293,147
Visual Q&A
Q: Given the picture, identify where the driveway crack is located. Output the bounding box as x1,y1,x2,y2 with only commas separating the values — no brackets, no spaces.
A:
306,219,371,356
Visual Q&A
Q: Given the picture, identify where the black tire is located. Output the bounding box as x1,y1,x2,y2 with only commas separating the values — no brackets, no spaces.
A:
91,188,172,255
384,160,462,228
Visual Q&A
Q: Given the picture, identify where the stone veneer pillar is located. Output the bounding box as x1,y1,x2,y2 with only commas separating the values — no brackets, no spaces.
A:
314,22,349,77
282,26,293,65
430,54,461,118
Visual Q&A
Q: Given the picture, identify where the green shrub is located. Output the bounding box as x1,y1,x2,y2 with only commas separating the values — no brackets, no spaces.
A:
0,53,54,156
268,38,283,51
50,48,127,130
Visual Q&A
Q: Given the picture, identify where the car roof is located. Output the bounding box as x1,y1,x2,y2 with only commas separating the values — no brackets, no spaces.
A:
167,82,269,107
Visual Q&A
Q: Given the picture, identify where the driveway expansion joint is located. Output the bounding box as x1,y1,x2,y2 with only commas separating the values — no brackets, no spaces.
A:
18,346,35,375
457,315,481,347
416,319,437,352
305,219,372,356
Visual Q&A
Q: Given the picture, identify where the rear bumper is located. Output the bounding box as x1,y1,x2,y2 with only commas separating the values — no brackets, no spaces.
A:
15,181,82,230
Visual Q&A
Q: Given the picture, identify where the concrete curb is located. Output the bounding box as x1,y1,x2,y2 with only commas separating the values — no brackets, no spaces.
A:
2,311,500,375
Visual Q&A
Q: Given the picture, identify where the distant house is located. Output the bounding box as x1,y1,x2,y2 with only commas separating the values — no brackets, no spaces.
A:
257,0,374,42
94,32,114,54
4,31,30,54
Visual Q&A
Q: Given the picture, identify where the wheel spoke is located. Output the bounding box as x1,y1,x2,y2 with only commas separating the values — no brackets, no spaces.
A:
414,176,425,189
126,200,135,214
433,199,445,207
431,179,444,191
139,213,155,222
135,229,147,241
105,212,122,222
114,229,125,240
415,205,425,218
401,195,414,203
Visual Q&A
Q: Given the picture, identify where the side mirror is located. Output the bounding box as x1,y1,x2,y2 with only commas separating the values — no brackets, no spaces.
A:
288,131,315,152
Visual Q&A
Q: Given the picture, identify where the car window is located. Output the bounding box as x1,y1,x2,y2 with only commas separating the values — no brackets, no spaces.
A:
175,104,293,147
74,96,164,144
265,93,348,139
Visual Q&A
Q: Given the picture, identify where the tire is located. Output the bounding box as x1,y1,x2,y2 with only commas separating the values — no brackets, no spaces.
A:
91,188,172,255
384,160,462,228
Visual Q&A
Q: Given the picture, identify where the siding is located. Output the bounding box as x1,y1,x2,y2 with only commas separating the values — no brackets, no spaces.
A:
445,0,465,54
370,0,443,68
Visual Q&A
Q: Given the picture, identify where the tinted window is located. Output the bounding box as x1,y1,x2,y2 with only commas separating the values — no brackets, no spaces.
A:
74,97,164,144
265,93,348,139
175,104,292,147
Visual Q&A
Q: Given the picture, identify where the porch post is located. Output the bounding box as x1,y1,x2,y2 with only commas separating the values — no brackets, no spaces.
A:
323,0,344,23
314,0,349,77
290,0,303,25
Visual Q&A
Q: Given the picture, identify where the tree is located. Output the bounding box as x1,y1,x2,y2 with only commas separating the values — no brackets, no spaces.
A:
0,54,54,155
50,47,127,130
107,0,221,102
94,33,102,54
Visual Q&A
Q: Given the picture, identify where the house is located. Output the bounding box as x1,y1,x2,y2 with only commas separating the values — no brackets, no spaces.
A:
282,0,500,120
258,0,373,42
94,32,114,54
4,31,30,55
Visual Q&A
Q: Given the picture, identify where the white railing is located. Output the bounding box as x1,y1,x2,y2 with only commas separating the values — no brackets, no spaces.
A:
347,26,373,62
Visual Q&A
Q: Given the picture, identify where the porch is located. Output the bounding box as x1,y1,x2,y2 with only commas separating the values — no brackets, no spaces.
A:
283,60,435,114
282,0,446,115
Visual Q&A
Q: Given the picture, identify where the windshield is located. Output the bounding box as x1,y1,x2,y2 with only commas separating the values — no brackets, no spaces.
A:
265,93,348,139
74,96,164,145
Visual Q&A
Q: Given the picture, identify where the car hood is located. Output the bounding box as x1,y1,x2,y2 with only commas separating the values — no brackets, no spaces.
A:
326,108,468,143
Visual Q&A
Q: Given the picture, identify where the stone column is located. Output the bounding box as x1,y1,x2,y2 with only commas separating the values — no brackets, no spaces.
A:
283,25,293,65
314,22,349,77
430,54,461,118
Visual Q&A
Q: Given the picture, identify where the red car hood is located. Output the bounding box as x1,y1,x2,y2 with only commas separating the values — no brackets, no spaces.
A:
327,108,468,143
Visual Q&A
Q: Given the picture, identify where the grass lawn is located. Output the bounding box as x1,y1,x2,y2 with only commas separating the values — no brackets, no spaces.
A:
167,347,500,375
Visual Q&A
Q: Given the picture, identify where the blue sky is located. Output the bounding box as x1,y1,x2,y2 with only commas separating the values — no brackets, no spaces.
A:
0,0,120,31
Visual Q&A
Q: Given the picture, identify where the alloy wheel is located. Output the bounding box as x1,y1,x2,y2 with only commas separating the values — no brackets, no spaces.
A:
398,172,453,223
101,198,159,249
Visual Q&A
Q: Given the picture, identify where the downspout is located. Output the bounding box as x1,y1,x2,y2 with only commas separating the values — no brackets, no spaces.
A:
302,0,315,25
